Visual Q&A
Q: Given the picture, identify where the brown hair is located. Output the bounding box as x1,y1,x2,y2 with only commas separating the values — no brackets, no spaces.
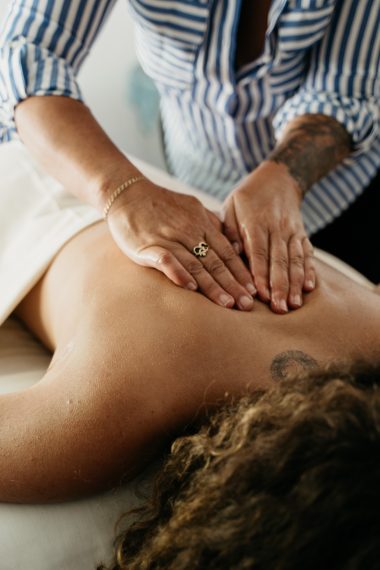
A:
99,362,380,569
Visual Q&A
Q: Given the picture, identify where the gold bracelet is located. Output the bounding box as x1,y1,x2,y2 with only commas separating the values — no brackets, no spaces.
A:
103,175,146,219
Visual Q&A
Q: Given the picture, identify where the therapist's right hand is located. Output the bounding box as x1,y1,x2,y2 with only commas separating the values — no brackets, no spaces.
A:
106,178,256,311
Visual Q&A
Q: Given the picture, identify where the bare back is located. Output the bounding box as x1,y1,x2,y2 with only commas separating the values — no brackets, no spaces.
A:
7,221,380,502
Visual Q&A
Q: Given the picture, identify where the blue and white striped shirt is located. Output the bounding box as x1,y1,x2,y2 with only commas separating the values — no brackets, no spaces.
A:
0,0,379,234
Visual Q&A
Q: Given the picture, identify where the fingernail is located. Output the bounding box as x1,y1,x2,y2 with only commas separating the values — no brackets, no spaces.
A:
187,282,197,291
239,295,254,310
219,294,234,307
291,294,302,307
263,287,271,301
246,283,257,296
233,242,241,254
276,299,288,313
305,279,315,290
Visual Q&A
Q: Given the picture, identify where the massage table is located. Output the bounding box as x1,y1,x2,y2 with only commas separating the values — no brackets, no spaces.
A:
0,143,371,569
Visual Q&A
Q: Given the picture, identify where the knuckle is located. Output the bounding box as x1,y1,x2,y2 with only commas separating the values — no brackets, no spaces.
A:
277,219,292,234
289,253,304,268
219,245,237,263
272,256,288,271
293,230,307,239
183,232,198,246
271,215,295,233
187,260,204,275
252,247,269,262
187,195,202,209
208,258,227,275
157,251,174,266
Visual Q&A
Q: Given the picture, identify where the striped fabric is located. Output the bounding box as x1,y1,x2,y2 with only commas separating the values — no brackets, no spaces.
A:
0,0,379,234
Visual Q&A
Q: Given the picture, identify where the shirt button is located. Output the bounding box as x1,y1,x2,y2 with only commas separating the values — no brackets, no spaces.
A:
226,94,238,116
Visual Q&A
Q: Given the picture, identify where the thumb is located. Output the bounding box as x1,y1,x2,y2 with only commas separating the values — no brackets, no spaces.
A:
135,244,197,289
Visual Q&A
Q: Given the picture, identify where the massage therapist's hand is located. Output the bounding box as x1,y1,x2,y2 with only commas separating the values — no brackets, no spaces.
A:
223,160,316,314
106,178,256,311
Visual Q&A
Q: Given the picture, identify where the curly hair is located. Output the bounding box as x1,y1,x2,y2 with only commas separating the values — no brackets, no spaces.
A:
99,362,380,570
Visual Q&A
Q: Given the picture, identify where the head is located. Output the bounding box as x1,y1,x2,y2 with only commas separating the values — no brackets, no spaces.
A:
100,362,380,570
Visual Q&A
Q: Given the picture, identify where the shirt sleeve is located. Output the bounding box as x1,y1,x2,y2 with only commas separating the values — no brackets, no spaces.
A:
273,0,380,156
0,0,117,124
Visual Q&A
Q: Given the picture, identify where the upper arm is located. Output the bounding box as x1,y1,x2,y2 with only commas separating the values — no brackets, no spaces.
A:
0,346,165,503
305,0,379,100
0,0,117,122
274,0,380,154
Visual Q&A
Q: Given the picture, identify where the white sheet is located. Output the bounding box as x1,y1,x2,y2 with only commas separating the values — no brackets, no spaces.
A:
0,141,222,326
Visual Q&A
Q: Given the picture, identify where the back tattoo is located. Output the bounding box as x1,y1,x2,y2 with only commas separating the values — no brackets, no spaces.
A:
270,350,319,381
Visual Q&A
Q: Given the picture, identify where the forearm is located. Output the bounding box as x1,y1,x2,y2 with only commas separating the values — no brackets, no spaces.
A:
15,96,141,211
268,113,352,195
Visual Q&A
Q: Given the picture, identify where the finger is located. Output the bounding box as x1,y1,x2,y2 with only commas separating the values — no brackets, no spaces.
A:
174,247,236,309
243,225,271,302
287,235,305,309
269,234,289,314
199,246,254,311
206,209,222,232
223,201,243,255
207,227,257,298
303,238,316,291
136,245,197,290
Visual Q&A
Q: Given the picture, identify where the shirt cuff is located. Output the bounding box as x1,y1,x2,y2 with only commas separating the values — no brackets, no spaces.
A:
273,88,380,157
0,39,83,119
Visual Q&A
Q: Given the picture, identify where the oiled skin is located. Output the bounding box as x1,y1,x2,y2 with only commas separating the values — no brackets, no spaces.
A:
3,221,380,503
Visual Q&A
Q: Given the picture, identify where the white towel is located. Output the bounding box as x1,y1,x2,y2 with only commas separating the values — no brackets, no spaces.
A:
0,142,101,325
0,141,223,326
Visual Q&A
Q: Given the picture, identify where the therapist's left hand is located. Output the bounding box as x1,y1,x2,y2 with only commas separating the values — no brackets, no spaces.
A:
223,160,316,314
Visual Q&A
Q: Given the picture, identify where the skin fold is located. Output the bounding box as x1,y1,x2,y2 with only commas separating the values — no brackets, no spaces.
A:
3,221,380,504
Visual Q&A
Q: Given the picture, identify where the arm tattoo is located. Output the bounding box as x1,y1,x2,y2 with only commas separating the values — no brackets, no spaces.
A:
270,350,319,381
269,114,352,195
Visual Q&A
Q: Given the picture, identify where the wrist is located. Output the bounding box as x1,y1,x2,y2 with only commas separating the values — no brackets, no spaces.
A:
103,175,147,219
256,160,303,202
90,159,143,213
267,114,351,195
